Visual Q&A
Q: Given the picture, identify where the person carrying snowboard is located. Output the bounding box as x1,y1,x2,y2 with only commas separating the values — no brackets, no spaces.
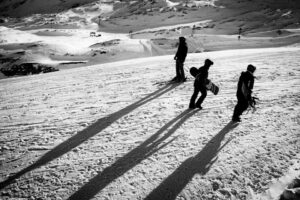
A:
173,36,188,82
189,59,214,109
232,64,256,122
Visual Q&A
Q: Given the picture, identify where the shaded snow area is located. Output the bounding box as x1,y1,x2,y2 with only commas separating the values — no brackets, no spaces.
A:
0,47,299,200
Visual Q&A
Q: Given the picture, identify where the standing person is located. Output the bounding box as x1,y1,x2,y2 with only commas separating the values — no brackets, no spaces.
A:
238,27,242,40
173,37,188,82
238,27,242,35
191,25,196,37
189,59,214,109
232,64,256,122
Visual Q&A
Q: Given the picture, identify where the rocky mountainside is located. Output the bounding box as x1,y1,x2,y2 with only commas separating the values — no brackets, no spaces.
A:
1,0,300,34
0,0,96,17
99,0,300,34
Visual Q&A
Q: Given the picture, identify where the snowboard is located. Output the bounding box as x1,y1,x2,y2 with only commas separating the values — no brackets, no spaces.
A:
206,79,219,95
190,67,219,95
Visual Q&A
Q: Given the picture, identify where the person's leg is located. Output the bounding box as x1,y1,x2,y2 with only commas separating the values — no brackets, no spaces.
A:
232,97,248,121
175,61,180,81
240,100,249,114
179,63,185,81
232,102,242,121
189,87,200,108
195,86,207,108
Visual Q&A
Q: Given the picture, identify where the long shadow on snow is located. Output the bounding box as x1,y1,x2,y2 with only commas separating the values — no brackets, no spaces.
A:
144,121,239,200
0,83,181,190
68,108,200,200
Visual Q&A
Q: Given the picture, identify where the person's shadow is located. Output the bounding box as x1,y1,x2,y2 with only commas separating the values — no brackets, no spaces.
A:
144,121,239,200
68,108,199,200
0,83,181,190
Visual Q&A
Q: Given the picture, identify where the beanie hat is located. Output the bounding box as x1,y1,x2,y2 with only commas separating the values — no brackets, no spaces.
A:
247,64,256,73
179,36,186,42
205,59,214,66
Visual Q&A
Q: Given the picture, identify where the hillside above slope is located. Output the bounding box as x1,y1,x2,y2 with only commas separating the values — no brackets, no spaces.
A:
0,0,300,79
1,0,300,34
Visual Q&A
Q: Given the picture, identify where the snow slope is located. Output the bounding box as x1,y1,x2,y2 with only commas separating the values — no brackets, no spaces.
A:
0,47,299,199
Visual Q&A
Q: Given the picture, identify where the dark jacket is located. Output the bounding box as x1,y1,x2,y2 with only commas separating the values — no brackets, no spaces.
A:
237,71,255,99
194,65,210,87
175,43,188,63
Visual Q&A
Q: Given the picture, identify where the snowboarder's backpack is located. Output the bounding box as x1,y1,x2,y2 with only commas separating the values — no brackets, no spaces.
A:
190,67,199,77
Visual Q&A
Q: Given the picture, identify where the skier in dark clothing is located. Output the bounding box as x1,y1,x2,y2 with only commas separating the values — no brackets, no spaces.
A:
238,27,242,40
232,64,256,122
174,37,188,82
238,27,242,35
189,59,214,109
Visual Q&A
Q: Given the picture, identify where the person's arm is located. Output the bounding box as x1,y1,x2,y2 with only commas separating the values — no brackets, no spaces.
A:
248,77,254,94
174,50,178,60
174,45,181,60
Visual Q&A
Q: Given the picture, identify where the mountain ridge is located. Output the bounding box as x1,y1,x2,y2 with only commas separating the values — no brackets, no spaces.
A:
1,0,300,34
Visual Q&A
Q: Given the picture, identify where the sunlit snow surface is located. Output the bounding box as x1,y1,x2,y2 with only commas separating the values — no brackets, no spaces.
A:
0,46,299,199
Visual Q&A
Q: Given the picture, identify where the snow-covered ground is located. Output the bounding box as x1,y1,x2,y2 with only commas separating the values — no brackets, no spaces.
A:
0,0,300,199
0,26,128,54
0,46,299,199
134,20,212,34
166,0,181,7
